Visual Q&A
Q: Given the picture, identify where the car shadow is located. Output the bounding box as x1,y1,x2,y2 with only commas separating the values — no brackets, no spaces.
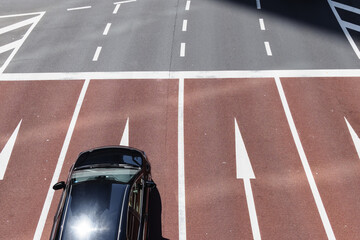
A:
147,186,169,240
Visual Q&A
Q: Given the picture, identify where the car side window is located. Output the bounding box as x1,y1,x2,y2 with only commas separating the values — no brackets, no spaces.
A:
127,177,144,240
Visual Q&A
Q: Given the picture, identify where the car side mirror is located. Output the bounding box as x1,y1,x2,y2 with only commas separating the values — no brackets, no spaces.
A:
53,181,66,190
145,180,156,189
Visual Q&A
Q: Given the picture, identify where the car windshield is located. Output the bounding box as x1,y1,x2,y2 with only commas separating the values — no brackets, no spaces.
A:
71,168,140,184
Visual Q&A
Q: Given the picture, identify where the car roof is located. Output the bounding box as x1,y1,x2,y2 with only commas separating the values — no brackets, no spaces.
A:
74,146,146,170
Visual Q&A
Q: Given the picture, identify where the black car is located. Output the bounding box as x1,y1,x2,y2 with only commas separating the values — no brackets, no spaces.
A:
50,146,156,240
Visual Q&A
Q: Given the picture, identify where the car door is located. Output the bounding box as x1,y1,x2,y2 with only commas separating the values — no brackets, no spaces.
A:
127,176,144,240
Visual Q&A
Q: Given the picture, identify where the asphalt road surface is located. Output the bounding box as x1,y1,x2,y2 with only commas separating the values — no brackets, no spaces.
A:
1,0,360,240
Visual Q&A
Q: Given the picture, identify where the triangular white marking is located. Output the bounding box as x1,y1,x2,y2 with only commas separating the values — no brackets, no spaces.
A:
345,117,360,159
0,119,22,180
235,118,255,179
120,118,129,146
0,11,45,73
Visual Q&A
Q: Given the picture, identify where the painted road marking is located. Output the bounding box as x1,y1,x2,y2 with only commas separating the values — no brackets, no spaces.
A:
275,77,336,240
120,117,129,146
103,23,112,35
180,43,186,57
178,78,186,240
256,0,261,9
33,79,90,240
328,0,360,59
234,118,261,240
264,42,272,56
0,120,22,181
182,19,188,32
185,1,191,11
331,1,360,14
0,11,45,74
92,46,102,61
67,6,91,11
113,4,121,14
114,0,136,4
345,117,360,159
259,19,265,30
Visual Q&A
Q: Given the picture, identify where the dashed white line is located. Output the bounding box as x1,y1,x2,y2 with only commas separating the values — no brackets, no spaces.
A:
67,6,91,11
264,42,272,56
93,46,102,61
275,77,336,240
182,19,188,32
259,18,265,30
103,23,112,35
185,1,191,11
180,43,186,57
256,0,261,9
113,4,121,14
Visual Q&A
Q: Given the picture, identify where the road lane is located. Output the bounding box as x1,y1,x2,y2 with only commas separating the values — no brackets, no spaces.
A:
0,80,84,240
281,77,360,239
40,79,179,240
184,78,327,239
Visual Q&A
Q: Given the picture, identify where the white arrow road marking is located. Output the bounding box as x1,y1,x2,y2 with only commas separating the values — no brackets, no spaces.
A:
234,118,261,240
0,120,22,180
0,11,45,74
120,117,129,146
345,117,360,159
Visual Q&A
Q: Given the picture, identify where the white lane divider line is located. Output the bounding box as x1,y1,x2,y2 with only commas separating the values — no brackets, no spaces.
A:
328,0,360,59
103,23,112,35
114,0,136,4
67,6,91,11
113,4,121,14
185,0,191,11
33,79,90,240
0,120,22,181
259,18,265,30
275,77,336,240
182,19,188,32
264,42,272,56
178,78,187,240
92,46,102,61
256,0,261,9
180,43,186,57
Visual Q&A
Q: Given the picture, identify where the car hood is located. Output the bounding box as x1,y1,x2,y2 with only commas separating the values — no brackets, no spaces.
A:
58,180,129,240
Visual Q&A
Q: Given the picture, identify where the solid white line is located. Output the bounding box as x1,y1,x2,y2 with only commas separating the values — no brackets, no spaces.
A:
103,23,112,35
0,40,22,54
33,79,90,240
180,43,186,57
0,12,45,74
92,46,102,61
178,78,187,240
67,6,91,11
114,0,136,4
0,120,22,180
328,0,360,59
182,19,188,32
331,0,360,14
0,16,39,35
259,18,265,30
344,117,360,159
3,69,360,81
185,1,191,11
0,11,44,19
113,4,121,14
256,0,261,9
120,118,129,146
264,42,272,56
342,21,360,32
244,179,261,240
274,77,336,240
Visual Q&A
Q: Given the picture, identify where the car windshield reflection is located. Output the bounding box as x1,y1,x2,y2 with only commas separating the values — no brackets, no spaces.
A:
72,168,140,184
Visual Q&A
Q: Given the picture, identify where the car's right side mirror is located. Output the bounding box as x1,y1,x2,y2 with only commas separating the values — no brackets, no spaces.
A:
145,180,156,189
53,181,66,190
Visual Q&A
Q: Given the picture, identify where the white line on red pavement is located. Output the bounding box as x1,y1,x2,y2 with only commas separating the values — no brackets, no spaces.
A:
274,77,336,240
345,117,360,159
120,118,129,146
178,78,187,240
33,79,90,240
67,6,91,11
